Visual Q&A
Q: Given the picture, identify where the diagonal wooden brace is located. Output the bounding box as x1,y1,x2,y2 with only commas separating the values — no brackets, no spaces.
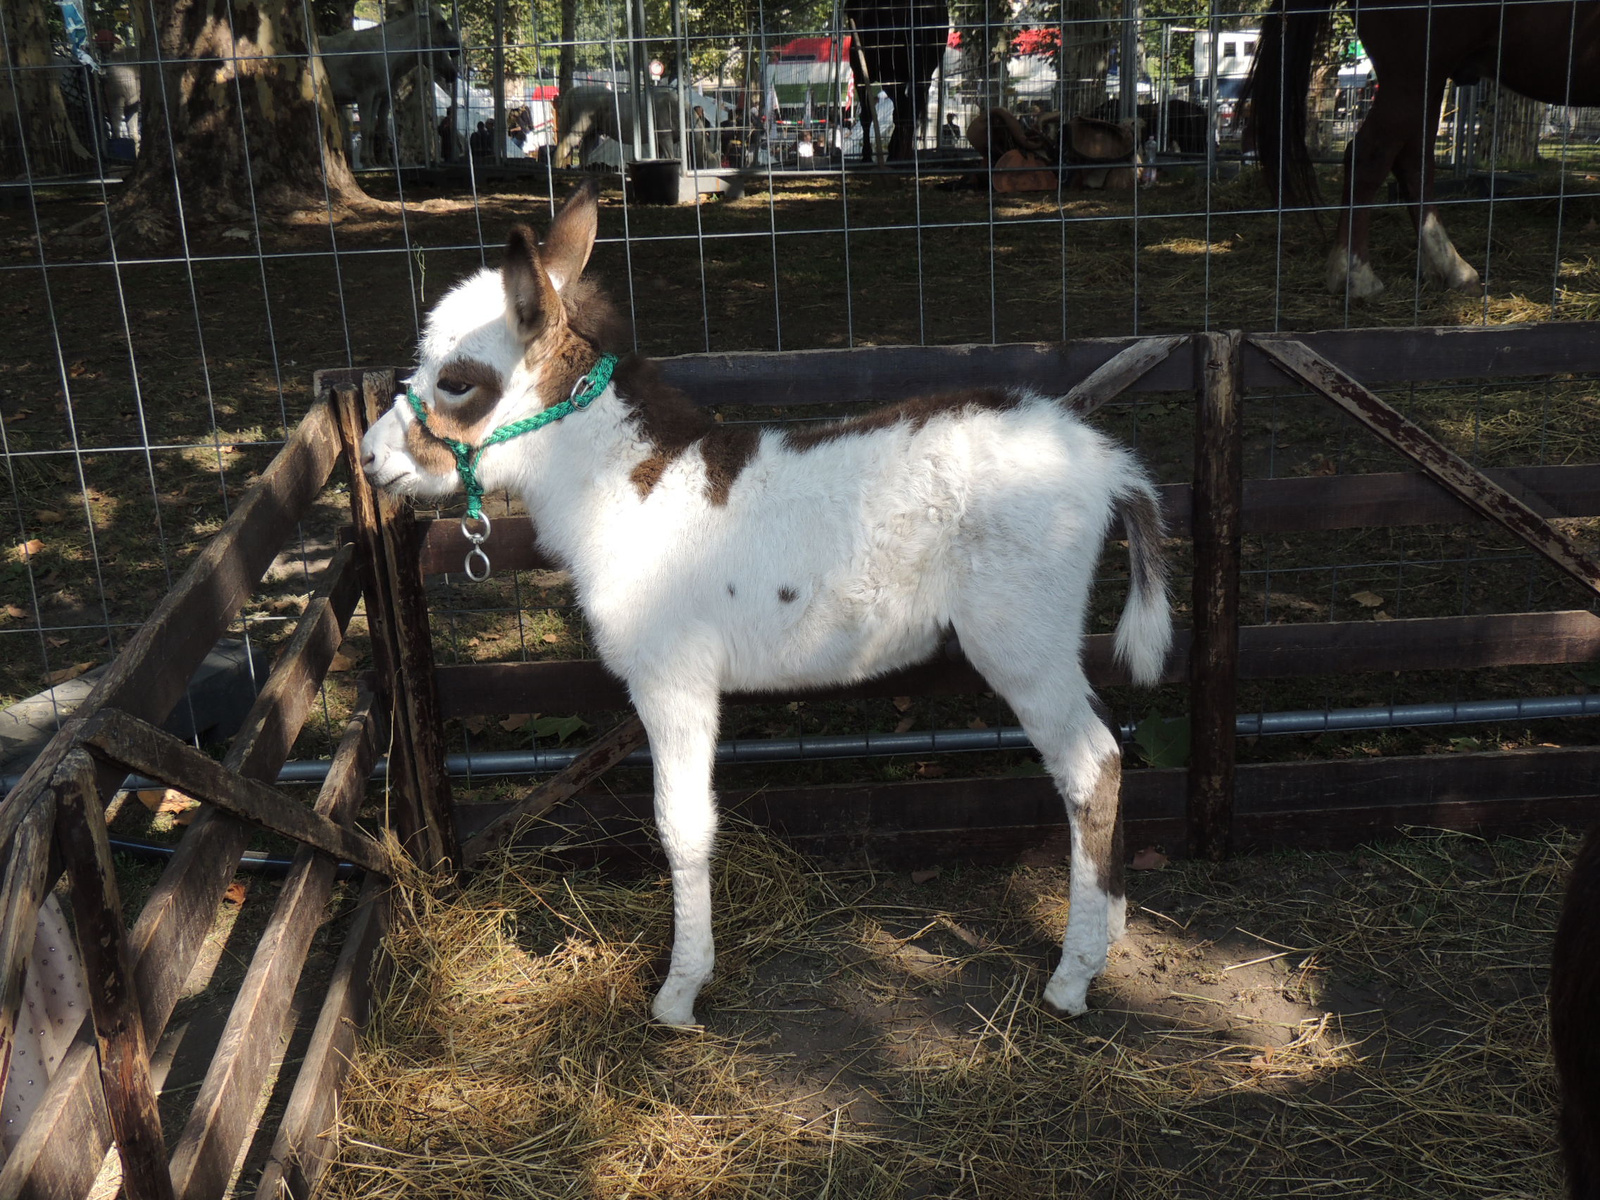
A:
1253,336,1600,601
462,715,649,867
1066,335,1187,415
53,749,176,1200
76,709,394,875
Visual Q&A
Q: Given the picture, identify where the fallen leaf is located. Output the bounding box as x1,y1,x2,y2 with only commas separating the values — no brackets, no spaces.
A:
910,867,941,884
541,631,560,643
500,713,533,732
67,361,88,378
43,661,94,686
894,715,915,734
33,510,63,524
967,717,988,730
45,636,67,648
223,881,249,904
13,539,44,562
530,714,588,744
1,604,25,620
136,787,194,816
1374,610,1392,621
913,761,947,778
892,696,913,713
1351,590,1384,608
216,444,236,454
462,716,489,734
1130,846,1170,870
221,227,253,241
328,652,356,672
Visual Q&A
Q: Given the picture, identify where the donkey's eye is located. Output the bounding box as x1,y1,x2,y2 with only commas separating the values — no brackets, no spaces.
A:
437,378,474,397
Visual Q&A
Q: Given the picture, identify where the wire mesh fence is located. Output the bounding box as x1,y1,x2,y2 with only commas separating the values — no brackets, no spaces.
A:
2,0,1599,786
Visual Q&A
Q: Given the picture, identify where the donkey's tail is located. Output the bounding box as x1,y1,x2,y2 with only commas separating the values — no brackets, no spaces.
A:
1245,0,1336,210
1111,480,1172,687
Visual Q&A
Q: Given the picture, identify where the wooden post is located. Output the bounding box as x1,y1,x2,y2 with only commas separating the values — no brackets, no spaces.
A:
1188,331,1242,861
333,372,459,873
52,750,176,1200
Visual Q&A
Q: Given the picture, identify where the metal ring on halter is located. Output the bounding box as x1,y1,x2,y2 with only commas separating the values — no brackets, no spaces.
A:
461,512,492,581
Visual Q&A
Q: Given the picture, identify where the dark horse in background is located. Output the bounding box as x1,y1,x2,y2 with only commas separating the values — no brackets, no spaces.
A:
1247,0,1600,298
846,0,947,162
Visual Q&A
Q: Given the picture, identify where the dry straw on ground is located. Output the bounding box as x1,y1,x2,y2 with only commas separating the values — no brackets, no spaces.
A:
317,818,1573,1200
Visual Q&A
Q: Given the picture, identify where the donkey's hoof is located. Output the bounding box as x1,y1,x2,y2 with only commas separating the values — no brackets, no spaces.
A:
651,985,702,1028
1042,975,1091,1017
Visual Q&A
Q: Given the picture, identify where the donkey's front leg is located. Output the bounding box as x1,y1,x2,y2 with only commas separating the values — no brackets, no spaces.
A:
634,683,722,1027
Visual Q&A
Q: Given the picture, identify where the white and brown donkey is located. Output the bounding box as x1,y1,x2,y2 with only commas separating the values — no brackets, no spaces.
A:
360,182,1173,1026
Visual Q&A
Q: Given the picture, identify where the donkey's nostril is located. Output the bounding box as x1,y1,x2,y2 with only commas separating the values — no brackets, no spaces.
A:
361,451,376,469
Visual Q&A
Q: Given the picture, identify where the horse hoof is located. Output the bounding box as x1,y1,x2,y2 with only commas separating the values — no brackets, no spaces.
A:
1326,251,1385,300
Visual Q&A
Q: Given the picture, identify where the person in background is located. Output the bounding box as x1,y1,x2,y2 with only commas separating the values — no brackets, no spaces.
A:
941,111,961,147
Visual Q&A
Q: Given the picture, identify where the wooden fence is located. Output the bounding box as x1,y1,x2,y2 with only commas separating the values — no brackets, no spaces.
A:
0,321,1595,1200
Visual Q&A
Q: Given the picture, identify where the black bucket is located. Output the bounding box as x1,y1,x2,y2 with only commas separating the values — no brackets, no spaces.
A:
630,158,683,205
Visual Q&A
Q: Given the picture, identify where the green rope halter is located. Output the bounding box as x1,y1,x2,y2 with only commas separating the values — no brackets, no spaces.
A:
406,353,618,522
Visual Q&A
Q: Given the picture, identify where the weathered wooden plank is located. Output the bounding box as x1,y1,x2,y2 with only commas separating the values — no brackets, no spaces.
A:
78,711,391,875
0,399,342,847
0,1037,107,1200
253,874,394,1200
462,716,649,866
379,507,458,871
52,750,174,1200
1188,331,1242,861
1066,335,1188,415
1242,321,1600,389
1253,336,1600,600
167,698,379,1200
646,322,1600,410
0,790,56,1127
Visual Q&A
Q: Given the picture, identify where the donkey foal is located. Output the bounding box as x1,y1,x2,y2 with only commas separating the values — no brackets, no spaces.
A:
361,182,1174,1026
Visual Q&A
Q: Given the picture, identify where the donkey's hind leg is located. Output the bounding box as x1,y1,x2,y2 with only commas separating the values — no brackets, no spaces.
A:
1032,695,1125,1015
958,619,1126,1015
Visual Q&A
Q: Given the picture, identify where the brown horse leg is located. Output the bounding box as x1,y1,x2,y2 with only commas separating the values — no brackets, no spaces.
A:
1328,102,1412,299
1392,108,1481,292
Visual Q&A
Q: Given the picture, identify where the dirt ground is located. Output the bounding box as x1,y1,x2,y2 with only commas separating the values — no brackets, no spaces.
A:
316,820,1573,1200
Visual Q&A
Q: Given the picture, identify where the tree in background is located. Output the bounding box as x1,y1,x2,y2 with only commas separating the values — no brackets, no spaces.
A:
0,0,93,177
115,0,364,241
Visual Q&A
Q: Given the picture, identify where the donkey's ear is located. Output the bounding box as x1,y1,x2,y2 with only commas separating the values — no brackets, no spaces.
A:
502,223,560,343
540,179,599,293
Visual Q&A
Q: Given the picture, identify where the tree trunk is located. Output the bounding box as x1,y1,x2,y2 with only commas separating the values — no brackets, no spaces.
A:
0,0,93,179
117,0,363,239
1483,83,1542,166
559,0,576,95
1056,0,1116,116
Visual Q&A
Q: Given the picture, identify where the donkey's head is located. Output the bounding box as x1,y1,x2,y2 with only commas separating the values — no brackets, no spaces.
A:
361,181,620,504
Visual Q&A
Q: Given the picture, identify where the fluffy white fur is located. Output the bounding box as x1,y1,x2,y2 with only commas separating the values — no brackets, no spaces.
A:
362,186,1173,1026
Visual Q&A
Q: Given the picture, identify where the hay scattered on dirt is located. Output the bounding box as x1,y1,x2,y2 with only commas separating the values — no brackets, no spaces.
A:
317,821,1573,1200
